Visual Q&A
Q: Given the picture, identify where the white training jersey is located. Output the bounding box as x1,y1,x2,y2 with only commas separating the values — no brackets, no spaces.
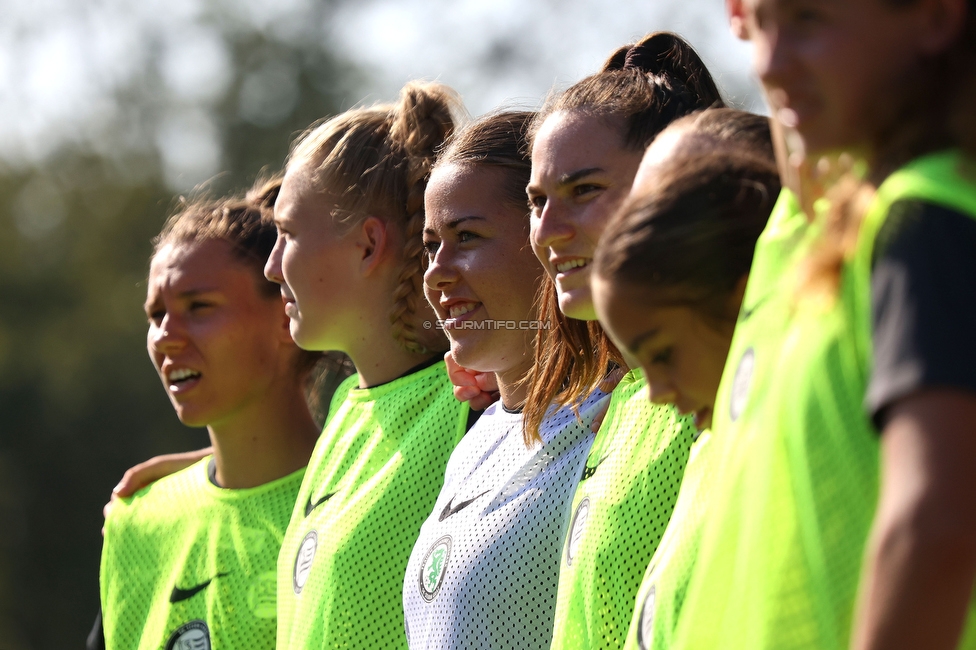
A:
403,390,609,650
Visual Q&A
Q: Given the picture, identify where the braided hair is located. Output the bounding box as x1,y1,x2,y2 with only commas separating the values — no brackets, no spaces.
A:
287,81,464,353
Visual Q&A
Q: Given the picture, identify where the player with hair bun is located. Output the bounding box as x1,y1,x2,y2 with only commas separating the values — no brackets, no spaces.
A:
265,81,474,650
99,186,324,650
513,33,718,649
671,1,976,649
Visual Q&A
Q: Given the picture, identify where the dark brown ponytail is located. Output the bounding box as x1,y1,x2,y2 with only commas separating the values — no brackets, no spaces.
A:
529,32,724,152
523,33,724,441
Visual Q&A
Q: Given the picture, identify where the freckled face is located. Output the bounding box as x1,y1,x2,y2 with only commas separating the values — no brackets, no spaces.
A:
593,275,735,431
527,111,644,321
423,164,543,377
146,239,290,428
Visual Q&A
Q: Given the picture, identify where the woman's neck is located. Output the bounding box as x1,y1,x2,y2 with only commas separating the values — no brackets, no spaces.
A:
345,334,441,388
496,357,534,412
206,381,319,490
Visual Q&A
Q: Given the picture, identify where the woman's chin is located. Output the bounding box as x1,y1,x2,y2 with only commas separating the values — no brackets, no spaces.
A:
558,295,598,322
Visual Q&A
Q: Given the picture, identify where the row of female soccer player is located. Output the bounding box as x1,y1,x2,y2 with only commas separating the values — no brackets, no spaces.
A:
92,0,976,649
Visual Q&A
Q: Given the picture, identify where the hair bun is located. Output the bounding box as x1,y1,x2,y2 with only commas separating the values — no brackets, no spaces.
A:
390,81,462,162
601,32,723,108
602,32,681,74
622,33,677,73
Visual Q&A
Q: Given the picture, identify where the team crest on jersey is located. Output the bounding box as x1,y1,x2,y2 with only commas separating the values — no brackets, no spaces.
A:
165,620,210,650
248,571,277,618
566,498,590,566
636,584,657,650
729,347,755,422
419,536,452,602
293,530,317,595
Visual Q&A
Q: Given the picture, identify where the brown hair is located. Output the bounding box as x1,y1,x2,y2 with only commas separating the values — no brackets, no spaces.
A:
154,178,344,419
662,108,775,162
528,32,724,152
801,1,976,297
154,189,281,300
287,81,464,354
595,147,780,322
434,111,545,440
523,33,724,441
434,110,535,211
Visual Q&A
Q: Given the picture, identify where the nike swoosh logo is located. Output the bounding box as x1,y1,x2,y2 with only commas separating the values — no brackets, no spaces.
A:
579,454,609,482
169,572,228,603
304,492,337,518
738,294,770,323
439,490,490,522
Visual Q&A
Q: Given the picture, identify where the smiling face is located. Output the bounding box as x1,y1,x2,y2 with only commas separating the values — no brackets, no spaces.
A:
264,163,360,351
423,164,543,381
527,111,645,322
743,0,928,157
593,275,736,430
146,239,291,428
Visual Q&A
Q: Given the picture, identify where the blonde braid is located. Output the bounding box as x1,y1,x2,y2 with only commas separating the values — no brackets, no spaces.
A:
387,82,462,353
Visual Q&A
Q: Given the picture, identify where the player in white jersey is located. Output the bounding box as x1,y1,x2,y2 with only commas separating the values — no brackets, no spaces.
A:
403,111,607,649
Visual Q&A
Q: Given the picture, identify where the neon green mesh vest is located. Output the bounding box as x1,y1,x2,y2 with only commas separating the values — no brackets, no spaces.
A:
101,458,304,650
622,430,716,650
276,362,469,649
549,369,696,650
674,152,976,650
621,189,808,650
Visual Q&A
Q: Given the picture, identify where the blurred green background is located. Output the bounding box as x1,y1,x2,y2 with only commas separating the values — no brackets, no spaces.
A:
0,1,759,647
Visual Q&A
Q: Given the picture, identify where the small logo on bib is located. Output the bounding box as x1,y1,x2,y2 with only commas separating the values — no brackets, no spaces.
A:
165,620,210,650
566,498,590,566
729,347,755,422
248,571,277,618
419,536,452,602
293,530,317,595
637,584,657,650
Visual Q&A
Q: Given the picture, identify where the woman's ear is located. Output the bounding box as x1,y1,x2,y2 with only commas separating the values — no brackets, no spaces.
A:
357,216,391,277
727,0,750,41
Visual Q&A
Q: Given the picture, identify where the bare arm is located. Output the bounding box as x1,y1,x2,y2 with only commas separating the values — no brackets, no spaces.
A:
851,388,976,650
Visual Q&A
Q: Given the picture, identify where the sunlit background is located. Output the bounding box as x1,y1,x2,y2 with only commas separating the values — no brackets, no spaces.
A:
0,1,760,646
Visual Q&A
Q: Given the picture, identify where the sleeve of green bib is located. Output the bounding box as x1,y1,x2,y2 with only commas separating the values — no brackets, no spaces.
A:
866,199,976,427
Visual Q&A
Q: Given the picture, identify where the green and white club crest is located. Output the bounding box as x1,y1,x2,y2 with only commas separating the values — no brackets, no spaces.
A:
419,536,452,602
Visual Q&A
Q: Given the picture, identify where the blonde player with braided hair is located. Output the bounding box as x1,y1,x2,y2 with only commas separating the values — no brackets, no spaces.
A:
265,81,473,649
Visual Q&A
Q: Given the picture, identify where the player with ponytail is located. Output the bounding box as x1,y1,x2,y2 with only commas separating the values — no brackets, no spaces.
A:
264,81,473,649
671,2,976,649
516,33,720,649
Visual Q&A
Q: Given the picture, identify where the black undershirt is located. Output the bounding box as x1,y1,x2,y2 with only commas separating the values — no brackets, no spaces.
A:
867,200,976,426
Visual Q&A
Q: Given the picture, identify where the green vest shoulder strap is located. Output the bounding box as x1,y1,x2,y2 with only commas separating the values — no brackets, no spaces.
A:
856,150,976,266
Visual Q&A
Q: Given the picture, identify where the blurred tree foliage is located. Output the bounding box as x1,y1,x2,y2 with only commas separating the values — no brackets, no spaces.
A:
0,7,363,648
